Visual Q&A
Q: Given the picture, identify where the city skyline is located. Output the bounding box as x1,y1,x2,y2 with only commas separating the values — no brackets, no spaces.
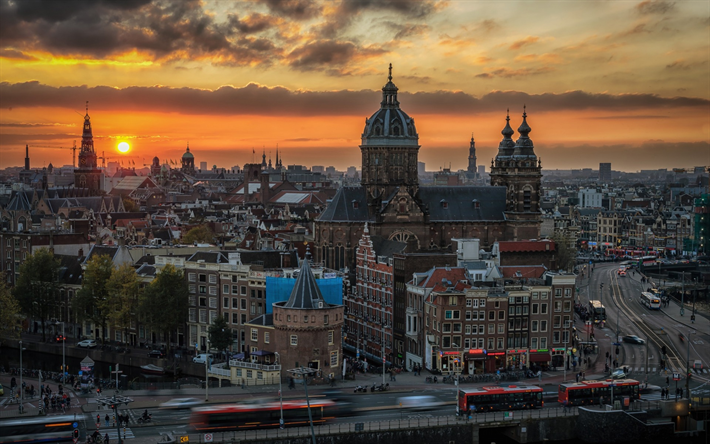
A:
1,0,708,172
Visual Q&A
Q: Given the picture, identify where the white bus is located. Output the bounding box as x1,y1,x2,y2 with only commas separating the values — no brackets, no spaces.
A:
639,292,661,310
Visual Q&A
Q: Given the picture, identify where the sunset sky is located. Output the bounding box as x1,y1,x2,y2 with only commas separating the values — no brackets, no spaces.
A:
1,0,708,172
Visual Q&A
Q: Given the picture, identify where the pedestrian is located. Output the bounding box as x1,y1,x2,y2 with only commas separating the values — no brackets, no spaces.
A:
680,387,684,399
582,372,586,381
96,414,101,427
104,433,109,444
105,414,109,427
288,377,295,390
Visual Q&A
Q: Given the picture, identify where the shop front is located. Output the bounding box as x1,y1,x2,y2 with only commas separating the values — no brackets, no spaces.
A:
505,349,528,370
487,351,505,373
465,349,488,374
551,347,566,369
440,350,462,374
528,349,552,370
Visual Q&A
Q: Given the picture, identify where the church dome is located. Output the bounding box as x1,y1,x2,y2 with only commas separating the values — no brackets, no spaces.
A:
361,64,418,147
182,146,194,159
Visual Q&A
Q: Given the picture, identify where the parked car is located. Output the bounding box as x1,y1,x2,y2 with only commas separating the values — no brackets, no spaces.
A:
77,339,98,348
193,353,214,364
622,335,645,345
148,349,166,358
159,398,205,409
54,334,67,343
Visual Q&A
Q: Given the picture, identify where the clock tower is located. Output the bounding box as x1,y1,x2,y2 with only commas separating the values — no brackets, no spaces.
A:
74,102,103,194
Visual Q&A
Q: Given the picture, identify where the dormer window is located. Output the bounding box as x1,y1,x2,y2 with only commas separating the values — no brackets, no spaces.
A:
440,199,448,209
473,199,480,209
352,200,359,209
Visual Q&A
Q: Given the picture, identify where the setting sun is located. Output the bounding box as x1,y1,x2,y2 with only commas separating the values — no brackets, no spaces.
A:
117,141,130,153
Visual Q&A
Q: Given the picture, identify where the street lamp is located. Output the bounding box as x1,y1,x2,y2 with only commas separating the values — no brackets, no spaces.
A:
685,330,696,398
205,339,210,401
289,367,318,444
453,343,462,416
56,321,65,384
274,352,284,429
19,340,23,405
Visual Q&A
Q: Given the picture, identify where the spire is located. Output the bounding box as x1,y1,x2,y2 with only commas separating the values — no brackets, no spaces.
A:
25,144,30,170
275,144,280,167
517,105,531,138
282,257,328,309
81,100,94,154
496,109,515,157
513,105,536,157
380,63,400,109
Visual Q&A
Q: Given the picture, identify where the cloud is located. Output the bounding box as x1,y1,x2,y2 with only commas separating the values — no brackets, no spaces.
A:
391,23,430,40
0,48,38,60
475,67,554,79
2,82,708,118
227,13,279,34
665,59,706,70
258,0,322,20
287,40,387,70
509,36,540,51
636,0,675,15
340,0,440,18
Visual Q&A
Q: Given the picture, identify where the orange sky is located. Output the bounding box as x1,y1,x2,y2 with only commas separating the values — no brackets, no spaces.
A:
1,0,708,172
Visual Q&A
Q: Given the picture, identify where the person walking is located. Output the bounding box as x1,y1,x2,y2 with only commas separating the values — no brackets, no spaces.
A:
96,414,101,428
104,433,109,444
105,414,109,427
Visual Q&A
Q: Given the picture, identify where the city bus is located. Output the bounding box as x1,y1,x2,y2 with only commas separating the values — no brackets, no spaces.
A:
638,292,661,310
588,300,606,324
190,399,338,431
558,379,640,406
0,415,75,444
458,385,543,414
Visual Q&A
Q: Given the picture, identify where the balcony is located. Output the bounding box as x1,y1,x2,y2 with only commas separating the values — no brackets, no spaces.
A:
228,360,281,372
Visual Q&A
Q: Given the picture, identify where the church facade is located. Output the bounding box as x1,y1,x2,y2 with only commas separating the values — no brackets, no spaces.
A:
314,66,542,272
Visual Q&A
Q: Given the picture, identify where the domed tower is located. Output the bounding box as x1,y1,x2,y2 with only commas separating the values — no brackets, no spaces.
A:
181,144,195,175
151,156,161,177
360,64,420,210
74,101,103,194
490,107,542,239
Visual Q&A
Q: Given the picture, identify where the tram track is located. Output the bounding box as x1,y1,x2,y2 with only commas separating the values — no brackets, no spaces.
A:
606,268,685,375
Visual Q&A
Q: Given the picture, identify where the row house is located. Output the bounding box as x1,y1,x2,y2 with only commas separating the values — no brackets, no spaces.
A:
411,267,577,375
344,224,404,367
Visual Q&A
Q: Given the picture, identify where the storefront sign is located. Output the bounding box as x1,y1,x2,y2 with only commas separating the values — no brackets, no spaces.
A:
507,349,528,354
442,351,460,355
467,349,486,355
487,352,505,356
528,349,549,353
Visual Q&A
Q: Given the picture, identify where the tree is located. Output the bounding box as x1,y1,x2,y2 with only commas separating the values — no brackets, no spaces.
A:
182,225,214,245
0,273,22,343
13,248,61,342
208,315,232,355
122,198,138,212
139,264,189,354
552,232,576,272
106,263,141,344
73,255,114,343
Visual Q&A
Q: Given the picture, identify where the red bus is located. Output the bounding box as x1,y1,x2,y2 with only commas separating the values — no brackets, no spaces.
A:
458,385,543,414
190,399,337,431
558,379,640,406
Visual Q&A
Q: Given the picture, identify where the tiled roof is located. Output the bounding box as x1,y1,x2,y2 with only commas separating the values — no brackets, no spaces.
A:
317,187,371,222
498,240,555,253
499,265,548,279
419,267,467,288
282,259,329,309
418,186,507,221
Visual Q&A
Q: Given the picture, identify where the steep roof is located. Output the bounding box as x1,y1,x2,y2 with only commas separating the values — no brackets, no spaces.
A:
418,186,507,221
317,187,371,222
282,259,329,309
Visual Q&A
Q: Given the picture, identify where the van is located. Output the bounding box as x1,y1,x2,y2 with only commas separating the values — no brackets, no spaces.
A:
693,360,703,370
193,354,214,364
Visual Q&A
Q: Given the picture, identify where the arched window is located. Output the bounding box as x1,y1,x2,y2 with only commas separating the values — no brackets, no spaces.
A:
392,124,401,136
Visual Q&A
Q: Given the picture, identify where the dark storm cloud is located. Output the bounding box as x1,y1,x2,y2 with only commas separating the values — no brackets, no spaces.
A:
287,40,387,70
258,0,322,20
636,0,676,15
340,0,439,18
226,13,279,34
1,82,708,117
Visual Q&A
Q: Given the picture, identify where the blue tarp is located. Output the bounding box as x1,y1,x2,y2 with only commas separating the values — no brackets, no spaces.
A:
265,276,343,313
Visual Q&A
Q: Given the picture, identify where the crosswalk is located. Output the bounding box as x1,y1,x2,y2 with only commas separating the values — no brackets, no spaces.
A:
98,428,136,440
617,367,709,375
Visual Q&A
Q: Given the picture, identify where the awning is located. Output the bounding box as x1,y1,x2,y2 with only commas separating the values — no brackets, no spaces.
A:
252,350,275,356
529,353,551,362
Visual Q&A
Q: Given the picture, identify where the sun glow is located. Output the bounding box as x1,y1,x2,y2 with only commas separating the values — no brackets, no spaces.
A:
117,141,130,153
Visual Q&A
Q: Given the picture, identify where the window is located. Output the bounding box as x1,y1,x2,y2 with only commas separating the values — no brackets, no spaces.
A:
464,338,470,348
465,325,471,334
443,323,452,333
488,338,494,349
472,311,478,321
265,332,270,343
540,337,547,348
330,351,338,367
304,315,309,323
188,273,196,282
453,323,462,333
449,296,458,306
443,336,451,348
241,299,247,310
465,311,471,320
564,301,572,312
532,320,538,332
541,291,548,299
232,313,238,324
532,292,539,299
209,297,217,308
553,316,561,328
498,310,505,320
471,325,477,334
199,286,206,294
497,337,504,349
466,299,473,307
290,335,298,346
498,323,504,333
488,311,494,320
479,311,484,320
531,337,538,349
251,329,258,341
445,310,453,320
540,320,547,332
209,275,217,284
232,285,239,294
199,274,206,282
241,286,247,295
541,303,548,314
324,315,329,325
565,288,571,298
555,289,562,298
554,301,562,312
479,299,486,307
199,309,207,323
553,331,560,344
532,304,538,314
488,324,494,334
453,310,460,319
287,315,291,322
328,330,334,345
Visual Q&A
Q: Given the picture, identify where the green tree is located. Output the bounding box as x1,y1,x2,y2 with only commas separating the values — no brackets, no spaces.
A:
122,198,139,212
182,225,214,245
139,264,189,354
74,255,114,343
208,315,232,355
13,248,61,342
0,273,22,343
552,232,576,272
106,263,141,344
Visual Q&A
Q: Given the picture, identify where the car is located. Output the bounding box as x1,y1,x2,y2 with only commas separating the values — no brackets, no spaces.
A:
694,360,703,370
77,339,97,348
611,368,626,379
54,334,67,343
148,349,166,358
193,353,214,364
622,335,645,345
0,383,4,396
159,398,205,409
618,270,627,277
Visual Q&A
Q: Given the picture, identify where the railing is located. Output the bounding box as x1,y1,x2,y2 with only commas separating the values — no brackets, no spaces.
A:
184,407,580,443
228,360,281,371
208,367,231,377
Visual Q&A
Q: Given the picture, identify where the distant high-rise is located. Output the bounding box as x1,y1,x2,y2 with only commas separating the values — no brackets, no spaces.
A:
200,161,207,171
478,165,485,176
599,163,611,182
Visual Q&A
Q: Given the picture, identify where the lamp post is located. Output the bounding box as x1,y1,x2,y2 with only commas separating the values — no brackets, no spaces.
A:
275,352,284,429
204,339,210,401
289,367,317,444
453,343,462,416
679,271,685,317
56,321,65,384
686,330,695,398
19,340,23,405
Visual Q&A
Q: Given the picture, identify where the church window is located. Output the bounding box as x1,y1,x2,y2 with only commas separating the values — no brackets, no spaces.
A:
392,124,401,136
523,189,532,211
398,199,407,213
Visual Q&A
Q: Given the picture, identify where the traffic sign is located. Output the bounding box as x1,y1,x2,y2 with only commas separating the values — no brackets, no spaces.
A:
204,434,213,442
673,373,680,381
179,436,189,443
